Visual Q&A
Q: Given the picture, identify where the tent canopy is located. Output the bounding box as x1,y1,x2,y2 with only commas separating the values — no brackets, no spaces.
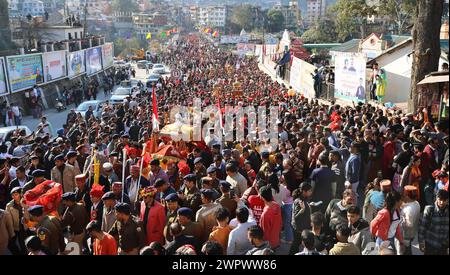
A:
418,74,449,85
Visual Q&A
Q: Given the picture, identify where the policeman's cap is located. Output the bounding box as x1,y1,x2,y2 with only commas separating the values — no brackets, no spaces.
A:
28,205,44,216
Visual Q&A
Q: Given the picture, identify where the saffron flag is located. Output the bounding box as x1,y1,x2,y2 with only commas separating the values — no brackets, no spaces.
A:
146,33,152,40
212,31,219,37
152,87,159,132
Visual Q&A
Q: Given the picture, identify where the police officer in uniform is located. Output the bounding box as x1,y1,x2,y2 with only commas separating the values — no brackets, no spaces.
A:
108,203,145,255
61,192,88,252
177,207,203,241
216,181,238,219
178,174,202,214
163,193,179,243
27,205,64,255
101,191,117,233
196,189,223,243
22,170,47,194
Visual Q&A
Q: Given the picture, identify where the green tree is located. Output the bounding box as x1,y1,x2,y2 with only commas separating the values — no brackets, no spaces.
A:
231,4,257,32
301,19,338,43
330,0,377,40
266,9,285,33
378,0,417,34
111,0,139,13
114,37,141,56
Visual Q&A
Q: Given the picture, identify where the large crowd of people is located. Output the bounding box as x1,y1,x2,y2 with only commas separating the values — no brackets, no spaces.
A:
0,34,448,256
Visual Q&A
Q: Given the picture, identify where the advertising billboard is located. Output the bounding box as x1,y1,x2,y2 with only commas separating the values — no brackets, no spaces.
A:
67,50,86,78
102,43,114,69
0,57,8,95
334,52,367,102
85,47,103,75
290,57,317,99
42,50,67,83
6,54,43,92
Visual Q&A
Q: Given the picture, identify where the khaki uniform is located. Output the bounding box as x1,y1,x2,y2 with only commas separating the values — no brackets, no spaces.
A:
217,194,238,219
196,202,223,243
181,221,204,241
36,216,63,255
61,203,88,251
101,207,117,233
164,209,178,243
109,216,145,254
0,209,15,255
181,186,202,214
51,164,78,193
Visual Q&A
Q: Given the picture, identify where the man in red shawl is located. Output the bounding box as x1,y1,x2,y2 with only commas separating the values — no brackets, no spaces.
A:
139,186,166,245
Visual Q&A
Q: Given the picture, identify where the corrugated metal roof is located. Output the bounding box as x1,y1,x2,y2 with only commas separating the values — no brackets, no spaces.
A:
330,39,360,52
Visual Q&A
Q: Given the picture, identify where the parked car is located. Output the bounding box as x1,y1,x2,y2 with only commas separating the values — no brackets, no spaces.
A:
152,64,166,74
75,100,105,119
0,126,33,143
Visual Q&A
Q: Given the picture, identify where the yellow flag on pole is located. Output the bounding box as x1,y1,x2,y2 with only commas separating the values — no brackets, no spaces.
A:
146,33,152,40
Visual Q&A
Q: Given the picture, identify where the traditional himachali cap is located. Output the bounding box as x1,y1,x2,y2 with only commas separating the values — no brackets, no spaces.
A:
75,174,86,184
140,186,157,198
103,162,113,170
380,179,392,188
403,185,418,193
131,165,140,173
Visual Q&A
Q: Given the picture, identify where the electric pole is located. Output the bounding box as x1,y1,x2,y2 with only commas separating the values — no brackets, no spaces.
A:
83,0,87,38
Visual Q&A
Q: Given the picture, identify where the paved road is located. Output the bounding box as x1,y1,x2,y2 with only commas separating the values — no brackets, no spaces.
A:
21,64,169,134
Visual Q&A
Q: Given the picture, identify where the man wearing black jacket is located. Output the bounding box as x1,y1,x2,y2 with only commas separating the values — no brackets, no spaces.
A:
290,182,313,255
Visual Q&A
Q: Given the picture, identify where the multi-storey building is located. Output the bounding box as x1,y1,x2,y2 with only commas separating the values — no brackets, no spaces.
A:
273,0,301,30
198,5,228,28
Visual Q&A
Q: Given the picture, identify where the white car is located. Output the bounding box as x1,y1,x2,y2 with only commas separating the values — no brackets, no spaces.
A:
0,126,33,143
113,60,131,69
146,74,161,86
75,100,104,119
152,64,166,74
110,87,138,104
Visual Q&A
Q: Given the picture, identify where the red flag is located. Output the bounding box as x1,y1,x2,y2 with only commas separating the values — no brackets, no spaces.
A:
152,86,159,131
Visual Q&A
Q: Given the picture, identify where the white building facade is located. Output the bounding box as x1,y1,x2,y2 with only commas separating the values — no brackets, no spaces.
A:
199,5,227,28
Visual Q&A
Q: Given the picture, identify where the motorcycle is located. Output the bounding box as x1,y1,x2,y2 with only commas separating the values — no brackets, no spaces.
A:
55,98,66,112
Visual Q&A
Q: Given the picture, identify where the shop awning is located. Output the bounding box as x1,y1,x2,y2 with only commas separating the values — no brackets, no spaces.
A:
418,74,449,85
